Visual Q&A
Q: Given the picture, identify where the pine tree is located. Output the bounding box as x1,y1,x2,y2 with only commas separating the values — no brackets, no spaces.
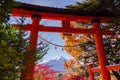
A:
0,0,19,24
0,1,49,79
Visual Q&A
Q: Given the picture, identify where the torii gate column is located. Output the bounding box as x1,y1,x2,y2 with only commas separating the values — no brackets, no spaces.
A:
21,14,41,80
92,19,111,80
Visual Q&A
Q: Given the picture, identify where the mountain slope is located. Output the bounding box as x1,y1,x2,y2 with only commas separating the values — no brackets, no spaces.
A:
40,55,68,72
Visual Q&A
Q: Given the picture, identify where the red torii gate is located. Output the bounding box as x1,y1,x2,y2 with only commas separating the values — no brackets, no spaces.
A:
12,2,114,80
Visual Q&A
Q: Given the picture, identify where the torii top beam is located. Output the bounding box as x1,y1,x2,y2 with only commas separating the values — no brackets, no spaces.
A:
12,2,114,22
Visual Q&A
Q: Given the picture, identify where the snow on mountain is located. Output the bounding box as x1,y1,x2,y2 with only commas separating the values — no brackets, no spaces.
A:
51,55,67,61
39,55,68,72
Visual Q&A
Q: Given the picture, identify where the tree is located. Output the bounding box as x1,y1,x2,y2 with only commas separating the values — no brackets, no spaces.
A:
34,64,57,80
62,0,120,79
0,0,49,79
0,0,19,24
0,25,23,80
0,1,22,79
61,21,95,77
64,59,88,78
0,18,49,80
66,74,84,80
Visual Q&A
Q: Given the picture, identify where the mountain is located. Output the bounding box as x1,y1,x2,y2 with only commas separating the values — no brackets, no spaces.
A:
40,55,68,72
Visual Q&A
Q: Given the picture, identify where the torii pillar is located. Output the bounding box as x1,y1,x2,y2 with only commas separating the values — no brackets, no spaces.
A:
21,14,41,80
92,19,111,80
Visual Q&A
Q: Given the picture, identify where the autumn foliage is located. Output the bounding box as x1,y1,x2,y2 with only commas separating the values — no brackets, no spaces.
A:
64,59,88,80
61,21,92,78
34,64,57,80
66,74,84,80
61,21,93,58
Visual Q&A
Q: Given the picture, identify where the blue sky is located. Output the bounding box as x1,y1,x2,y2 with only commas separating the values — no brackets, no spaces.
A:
16,0,82,8
15,0,82,61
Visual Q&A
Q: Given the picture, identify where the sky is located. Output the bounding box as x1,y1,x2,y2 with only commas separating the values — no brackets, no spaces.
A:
15,0,82,61
16,0,82,8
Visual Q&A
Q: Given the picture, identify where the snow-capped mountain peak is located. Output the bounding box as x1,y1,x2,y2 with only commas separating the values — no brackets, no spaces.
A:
39,55,68,72
51,55,67,61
